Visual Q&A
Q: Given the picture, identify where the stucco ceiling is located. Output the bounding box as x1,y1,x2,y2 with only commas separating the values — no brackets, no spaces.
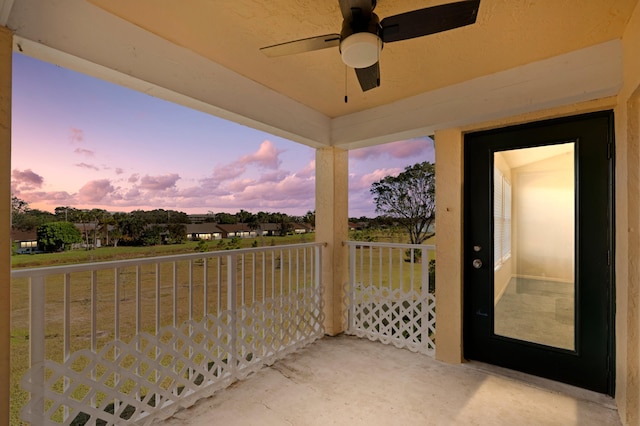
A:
2,0,636,148
85,0,637,118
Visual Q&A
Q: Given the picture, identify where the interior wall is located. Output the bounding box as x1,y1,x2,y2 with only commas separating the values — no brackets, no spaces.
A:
512,153,575,282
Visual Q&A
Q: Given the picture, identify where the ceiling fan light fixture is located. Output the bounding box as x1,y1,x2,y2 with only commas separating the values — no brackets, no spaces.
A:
340,32,381,69
260,0,481,92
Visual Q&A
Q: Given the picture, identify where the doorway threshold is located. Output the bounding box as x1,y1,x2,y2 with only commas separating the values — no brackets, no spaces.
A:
463,360,617,410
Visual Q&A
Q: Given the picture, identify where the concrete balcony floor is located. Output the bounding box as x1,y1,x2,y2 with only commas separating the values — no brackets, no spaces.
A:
160,334,620,426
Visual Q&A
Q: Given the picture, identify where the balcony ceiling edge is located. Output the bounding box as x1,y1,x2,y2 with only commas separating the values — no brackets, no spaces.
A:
331,39,623,150
7,0,333,149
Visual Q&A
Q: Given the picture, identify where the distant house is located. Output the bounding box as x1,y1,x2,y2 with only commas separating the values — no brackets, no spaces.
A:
292,223,313,234
186,223,223,240
256,222,313,236
257,223,282,237
11,229,39,254
216,223,257,239
348,222,361,231
186,222,313,239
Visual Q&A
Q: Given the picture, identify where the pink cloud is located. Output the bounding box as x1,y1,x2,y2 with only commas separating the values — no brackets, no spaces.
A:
17,191,76,209
259,170,290,183
212,163,245,181
272,175,315,199
139,173,180,191
171,143,316,213
234,174,314,204
70,128,84,144
74,147,94,156
78,179,115,203
124,187,141,198
238,140,281,169
179,183,228,199
350,138,432,160
296,160,315,179
10,137,320,215
75,162,99,171
210,140,284,184
227,178,256,192
350,168,402,191
12,169,44,191
177,186,208,198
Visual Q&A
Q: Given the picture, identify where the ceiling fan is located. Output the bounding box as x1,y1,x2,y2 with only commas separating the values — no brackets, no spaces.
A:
260,0,481,93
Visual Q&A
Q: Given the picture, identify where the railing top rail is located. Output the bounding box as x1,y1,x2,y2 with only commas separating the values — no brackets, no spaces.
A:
11,241,326,279
344,241,436,250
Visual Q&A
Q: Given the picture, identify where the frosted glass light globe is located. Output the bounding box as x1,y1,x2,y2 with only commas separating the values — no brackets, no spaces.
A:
340,32,381,69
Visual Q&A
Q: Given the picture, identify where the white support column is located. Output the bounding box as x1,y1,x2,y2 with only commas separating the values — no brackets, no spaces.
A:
0,25,11,424
315,147,348,336
434,129,465,363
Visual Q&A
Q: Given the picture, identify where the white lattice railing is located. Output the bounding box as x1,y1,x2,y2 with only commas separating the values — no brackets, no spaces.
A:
12,243,324,425
344,241,435,356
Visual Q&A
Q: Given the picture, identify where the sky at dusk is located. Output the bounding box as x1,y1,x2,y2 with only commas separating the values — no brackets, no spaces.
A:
11,53,434,217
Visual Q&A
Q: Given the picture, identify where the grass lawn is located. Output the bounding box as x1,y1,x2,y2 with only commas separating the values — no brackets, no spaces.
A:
11,233,315,269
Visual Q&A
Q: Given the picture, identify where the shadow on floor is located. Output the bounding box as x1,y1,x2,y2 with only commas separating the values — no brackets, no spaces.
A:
159,334,619,426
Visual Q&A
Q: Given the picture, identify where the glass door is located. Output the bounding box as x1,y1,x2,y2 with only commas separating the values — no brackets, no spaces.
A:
464,111,614,395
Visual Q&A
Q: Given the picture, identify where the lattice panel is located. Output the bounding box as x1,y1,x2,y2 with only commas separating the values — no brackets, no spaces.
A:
21,288,323,425
344,282,435,356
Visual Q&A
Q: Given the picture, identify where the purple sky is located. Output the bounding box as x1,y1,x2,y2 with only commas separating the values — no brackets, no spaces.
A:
11,53,434,217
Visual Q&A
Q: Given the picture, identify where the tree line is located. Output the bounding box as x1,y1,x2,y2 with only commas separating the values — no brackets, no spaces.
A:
11,198,318,250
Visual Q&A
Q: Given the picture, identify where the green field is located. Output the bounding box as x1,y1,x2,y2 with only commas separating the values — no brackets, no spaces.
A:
11,233,317,269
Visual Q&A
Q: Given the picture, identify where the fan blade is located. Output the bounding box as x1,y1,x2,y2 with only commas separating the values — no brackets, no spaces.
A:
381,0,480,43
354,62,380,92
260,34,341,57
339,0,376,21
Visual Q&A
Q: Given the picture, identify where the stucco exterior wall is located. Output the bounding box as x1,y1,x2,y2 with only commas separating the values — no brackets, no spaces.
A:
434,129,464,363
616,2,640,423
0,25,11,425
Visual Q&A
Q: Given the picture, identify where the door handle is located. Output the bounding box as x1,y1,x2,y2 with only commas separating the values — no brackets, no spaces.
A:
472,259,483,269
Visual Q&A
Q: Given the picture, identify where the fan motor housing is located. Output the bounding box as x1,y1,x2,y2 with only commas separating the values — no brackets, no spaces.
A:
340,12,381,40
339,13,383,68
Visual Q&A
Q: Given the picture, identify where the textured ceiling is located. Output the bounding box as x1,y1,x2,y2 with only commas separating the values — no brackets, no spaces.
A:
87,0,637,118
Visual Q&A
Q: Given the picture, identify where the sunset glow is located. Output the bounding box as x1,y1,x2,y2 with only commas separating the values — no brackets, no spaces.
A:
11,53,434,217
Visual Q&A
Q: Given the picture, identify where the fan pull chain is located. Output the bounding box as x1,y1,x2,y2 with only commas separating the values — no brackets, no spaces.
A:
344,64,348,103
376,38,381,88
